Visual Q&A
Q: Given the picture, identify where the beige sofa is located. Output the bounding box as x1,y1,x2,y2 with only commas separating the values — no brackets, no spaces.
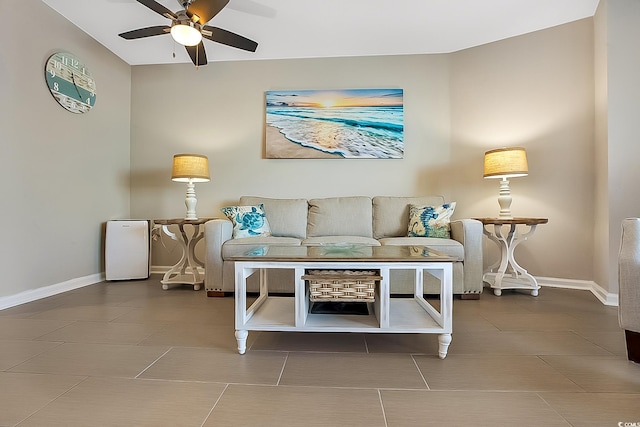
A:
204,196,484,298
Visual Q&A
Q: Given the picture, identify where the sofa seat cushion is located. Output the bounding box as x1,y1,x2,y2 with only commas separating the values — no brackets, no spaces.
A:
378,237,464,260
302,236,381,246
222,236,301,258
307,196,373,237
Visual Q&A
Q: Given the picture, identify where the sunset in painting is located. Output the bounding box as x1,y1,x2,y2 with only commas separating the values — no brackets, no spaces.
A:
265,89,404,159
269,89,403,108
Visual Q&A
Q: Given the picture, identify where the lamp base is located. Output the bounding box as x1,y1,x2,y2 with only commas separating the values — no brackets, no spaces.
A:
497,178,513,219
184,180,198,220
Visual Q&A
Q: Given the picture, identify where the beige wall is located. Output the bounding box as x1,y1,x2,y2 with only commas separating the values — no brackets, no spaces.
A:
593,0,610,291
596,0,640,293
130,20,597,281
5,3,634,302
130,55,452,266
0,0,131,300
450,19,595,281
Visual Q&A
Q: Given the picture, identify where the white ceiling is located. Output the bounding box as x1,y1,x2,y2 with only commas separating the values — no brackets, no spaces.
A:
42,0,600,66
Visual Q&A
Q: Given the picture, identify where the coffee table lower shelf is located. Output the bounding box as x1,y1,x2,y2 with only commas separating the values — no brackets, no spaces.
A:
234,261,453,359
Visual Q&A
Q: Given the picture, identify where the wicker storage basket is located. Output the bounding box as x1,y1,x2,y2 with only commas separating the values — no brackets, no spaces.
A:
302,270,381,302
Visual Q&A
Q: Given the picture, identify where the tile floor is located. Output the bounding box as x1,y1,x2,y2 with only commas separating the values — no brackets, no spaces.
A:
0,277,639,426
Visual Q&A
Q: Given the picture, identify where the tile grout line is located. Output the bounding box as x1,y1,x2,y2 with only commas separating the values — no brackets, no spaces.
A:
275,352,290,386
134,347,173,379
535,391,575,426
377,389,390,427
535,355,588,393
200,383,229,427
14,375,91,427
411,354,431,390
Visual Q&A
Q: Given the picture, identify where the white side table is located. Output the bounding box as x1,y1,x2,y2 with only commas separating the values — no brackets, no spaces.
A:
475,217,548,296
154,218,214,290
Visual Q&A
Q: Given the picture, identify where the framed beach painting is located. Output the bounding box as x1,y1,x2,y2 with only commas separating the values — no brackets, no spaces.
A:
265,88,404,159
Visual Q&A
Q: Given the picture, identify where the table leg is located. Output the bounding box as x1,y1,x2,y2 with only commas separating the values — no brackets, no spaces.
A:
438,333,452,359
484,224,541,296
160,223,204,290
160,225,187,290
186,224,205,290
235,330,248,354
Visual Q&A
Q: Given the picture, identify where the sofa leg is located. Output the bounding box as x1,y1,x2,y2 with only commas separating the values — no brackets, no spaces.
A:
207,291,226,297
460,293,480,300
625,330,640,363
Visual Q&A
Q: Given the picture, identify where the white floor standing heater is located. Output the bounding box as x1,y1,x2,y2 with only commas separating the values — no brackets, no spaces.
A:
105,220,150,281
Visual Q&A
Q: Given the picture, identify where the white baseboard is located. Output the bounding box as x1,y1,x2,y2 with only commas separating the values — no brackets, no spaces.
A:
0,273,104,310
0,270,619,310
537,276,618,306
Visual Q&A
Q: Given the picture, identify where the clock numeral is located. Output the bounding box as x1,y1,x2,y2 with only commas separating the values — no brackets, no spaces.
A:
46,52,95,114
60,56,78,68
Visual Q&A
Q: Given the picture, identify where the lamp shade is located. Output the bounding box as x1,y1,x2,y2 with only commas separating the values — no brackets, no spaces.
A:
170,23,202,46
483,147,528,179
171,154,210,183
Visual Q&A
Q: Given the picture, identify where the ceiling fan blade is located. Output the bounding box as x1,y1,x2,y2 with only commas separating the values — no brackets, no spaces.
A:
135,0,177,19
185,42,208,66
119,25,171,39
202,26,258,52
186,0,229,24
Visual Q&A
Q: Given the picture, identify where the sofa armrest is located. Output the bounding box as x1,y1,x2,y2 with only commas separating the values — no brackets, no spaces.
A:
204,219,233,292
450,219,484,294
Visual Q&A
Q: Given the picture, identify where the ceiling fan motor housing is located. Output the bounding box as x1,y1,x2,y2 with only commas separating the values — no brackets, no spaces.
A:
119,0,257,66
179,0,196,9
174,10,200,26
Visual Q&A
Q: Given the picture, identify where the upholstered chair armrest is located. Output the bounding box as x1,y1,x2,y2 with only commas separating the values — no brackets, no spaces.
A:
204,219,233,292
619,218,640,333
450,219,484,294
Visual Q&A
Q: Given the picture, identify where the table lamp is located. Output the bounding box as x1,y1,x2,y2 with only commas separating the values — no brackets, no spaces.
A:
483,147,528,219
171,154,210,220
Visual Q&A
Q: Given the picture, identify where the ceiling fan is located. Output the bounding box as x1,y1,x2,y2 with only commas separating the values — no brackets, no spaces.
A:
119,0,258,66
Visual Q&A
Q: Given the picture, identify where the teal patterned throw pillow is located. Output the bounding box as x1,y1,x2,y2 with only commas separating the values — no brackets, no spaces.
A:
407,202,456,238
221,204,272,239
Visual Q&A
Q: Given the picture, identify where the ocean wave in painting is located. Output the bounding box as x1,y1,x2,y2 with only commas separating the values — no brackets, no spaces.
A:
266,90,404,159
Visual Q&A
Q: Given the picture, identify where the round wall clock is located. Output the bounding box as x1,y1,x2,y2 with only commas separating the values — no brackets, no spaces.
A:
44,52,97,114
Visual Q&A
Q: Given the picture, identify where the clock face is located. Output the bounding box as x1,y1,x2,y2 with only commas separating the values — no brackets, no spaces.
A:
45,52,97,114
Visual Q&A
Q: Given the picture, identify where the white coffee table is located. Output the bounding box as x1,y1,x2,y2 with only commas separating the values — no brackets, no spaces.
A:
228,245,455,359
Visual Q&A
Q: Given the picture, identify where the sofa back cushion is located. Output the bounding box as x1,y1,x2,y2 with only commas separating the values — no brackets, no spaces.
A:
239,196,308,239
307,196,373,237
373,196,446,239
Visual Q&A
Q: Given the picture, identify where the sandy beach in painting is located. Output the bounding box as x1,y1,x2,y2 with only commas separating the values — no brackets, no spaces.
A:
266,125,343,159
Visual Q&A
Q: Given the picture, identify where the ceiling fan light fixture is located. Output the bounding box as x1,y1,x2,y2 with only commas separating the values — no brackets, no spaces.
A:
171,23,202,46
